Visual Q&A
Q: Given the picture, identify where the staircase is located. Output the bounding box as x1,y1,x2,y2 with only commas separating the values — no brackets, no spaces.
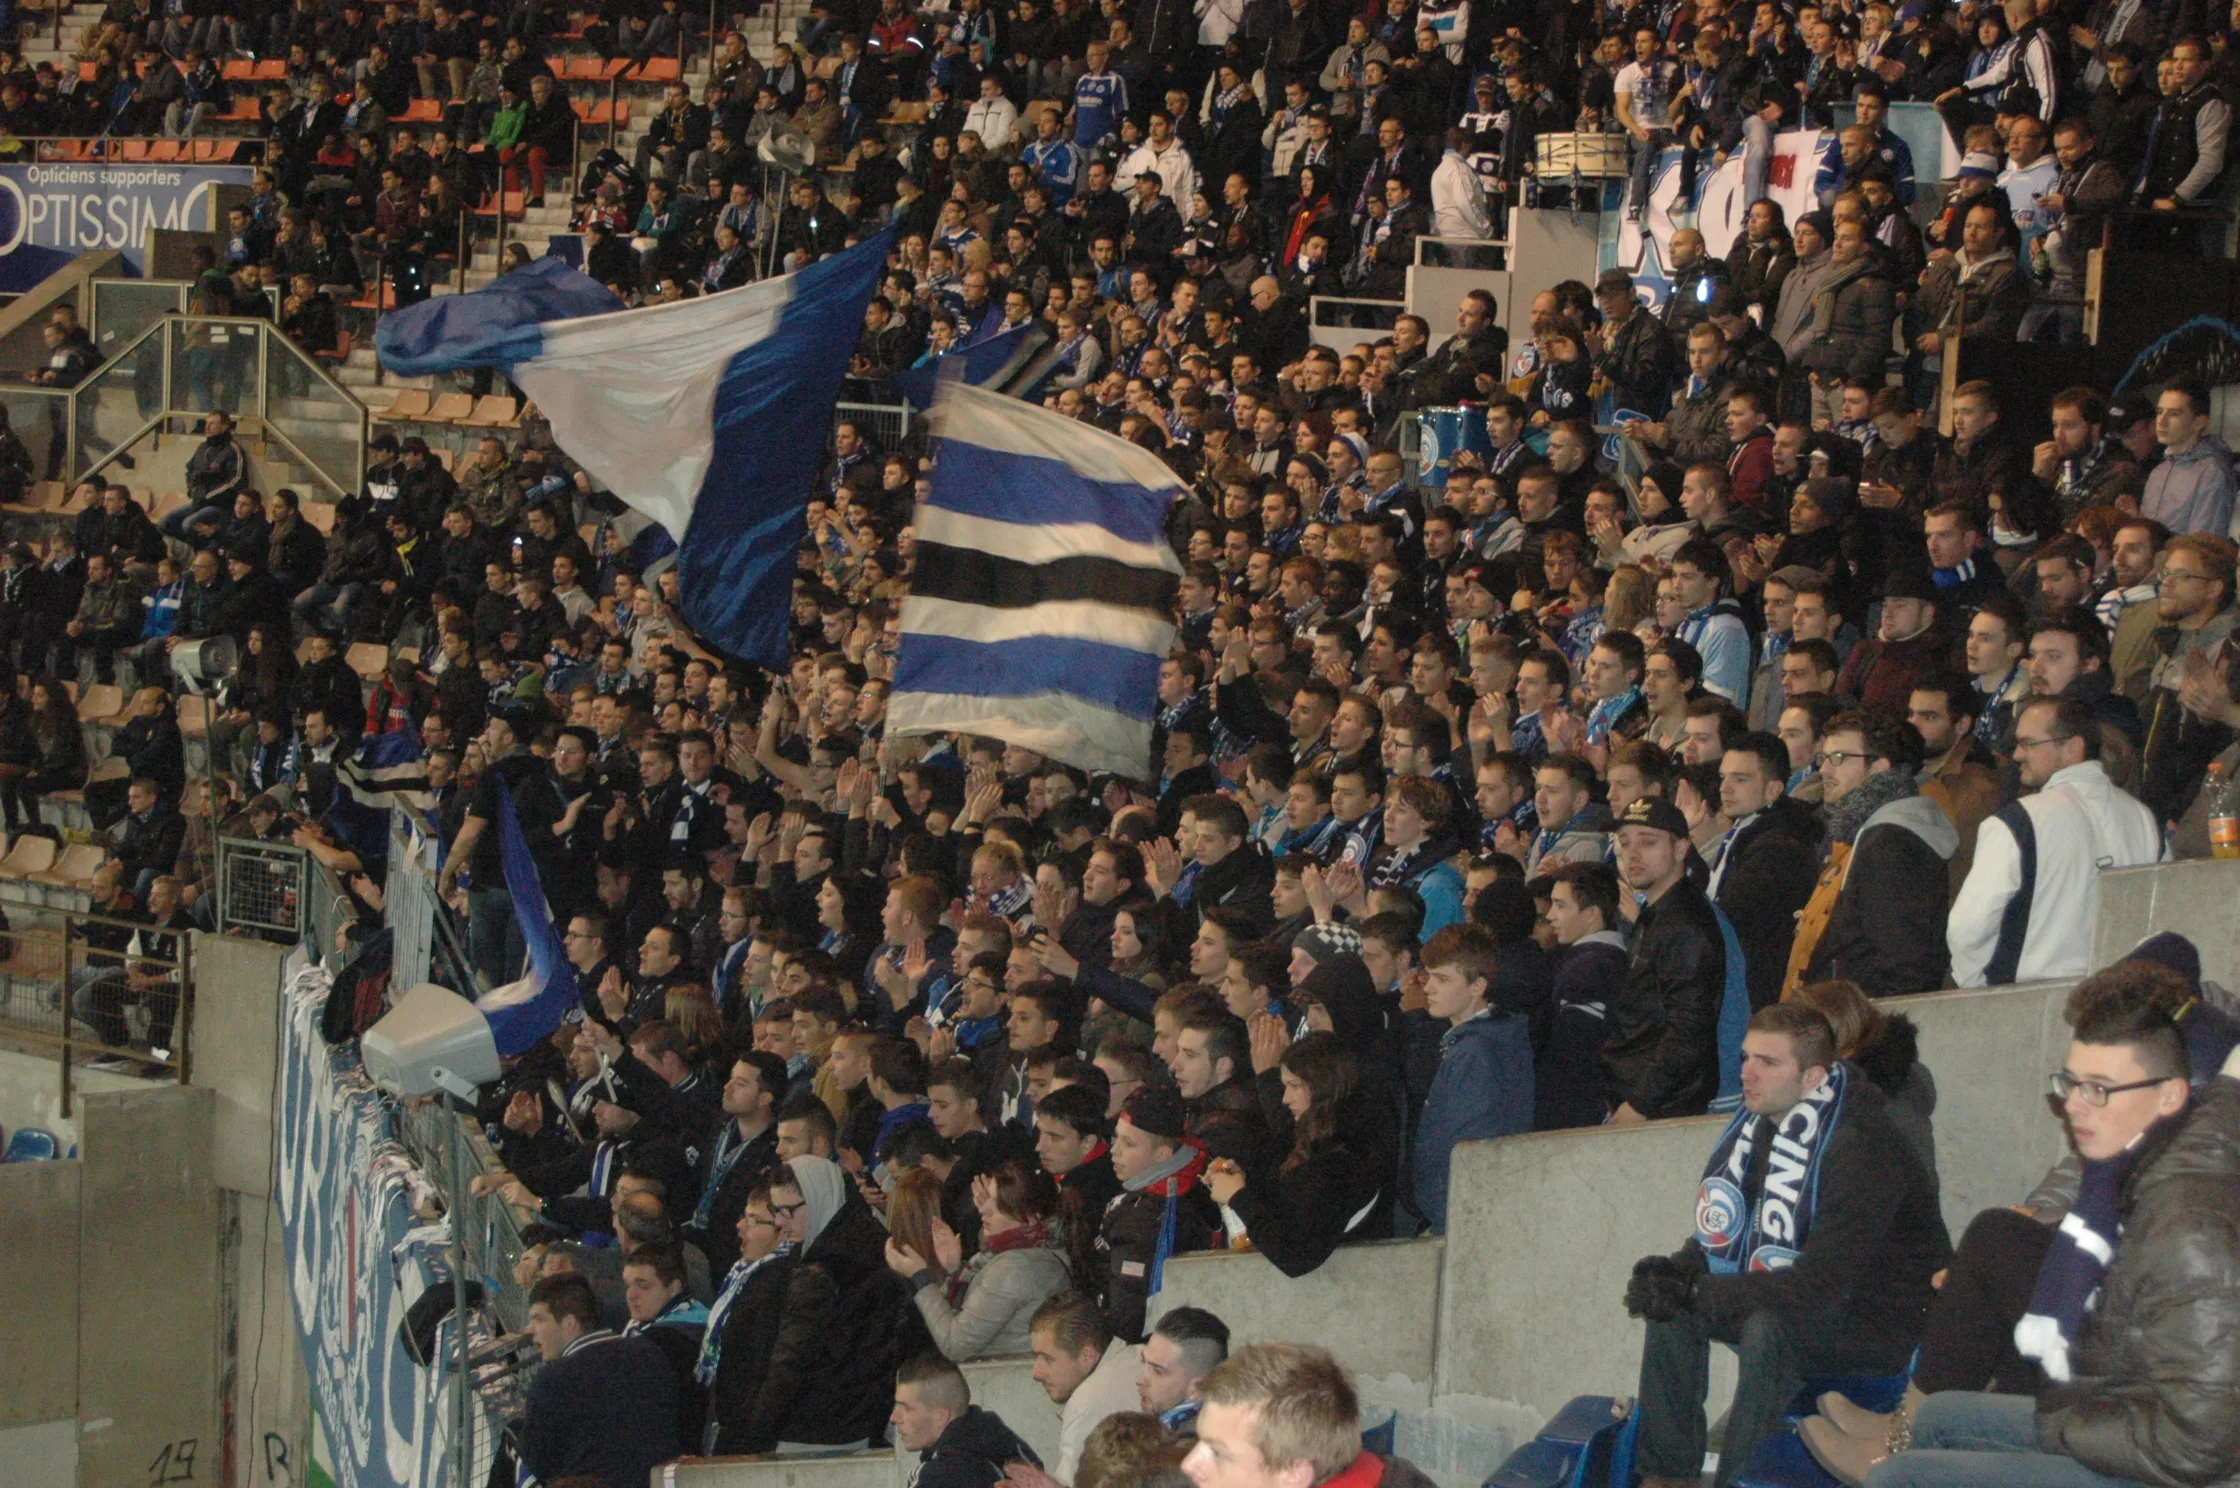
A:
21,3,106,81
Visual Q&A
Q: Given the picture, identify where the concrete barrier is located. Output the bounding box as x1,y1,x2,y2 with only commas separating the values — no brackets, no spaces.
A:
0,1159,80,1428
662,1450,903,1488
187,933,290,1198
76,1086,217,1488
959,1357,1061,1469
1153,1239,1444,1391
2094,858,2240,991
1434,1113,1726,1443
1896,981,2074,1236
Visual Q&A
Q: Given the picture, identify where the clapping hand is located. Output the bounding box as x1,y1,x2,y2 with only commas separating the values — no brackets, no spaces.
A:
1247,1010,1291,1073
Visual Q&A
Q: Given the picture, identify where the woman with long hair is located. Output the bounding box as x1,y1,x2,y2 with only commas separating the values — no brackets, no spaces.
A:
886,1159,1072,1360
9,675,84,829
1281,163,1342,267
1203,1032,1385,1275
1789,977,1938,1187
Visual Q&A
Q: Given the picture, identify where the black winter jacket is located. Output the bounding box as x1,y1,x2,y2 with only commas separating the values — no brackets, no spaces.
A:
1603,878,1726,1120
916,1406,1042,1488
1713,796,1825,1012
753,1194,906,1447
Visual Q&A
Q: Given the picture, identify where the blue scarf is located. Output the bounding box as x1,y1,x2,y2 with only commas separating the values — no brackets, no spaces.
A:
1586,685,1641,745
696,1242,796,1385
1695,1063,1849,1273
2016,1127,2155,1382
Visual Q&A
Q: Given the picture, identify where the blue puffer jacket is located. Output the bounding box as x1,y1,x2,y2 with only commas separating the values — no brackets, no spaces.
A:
1412,1009,1534,1233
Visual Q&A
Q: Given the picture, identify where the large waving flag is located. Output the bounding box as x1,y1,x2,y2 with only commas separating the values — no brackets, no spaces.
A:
892,317,1046,408
476,785,580,1056
323,722,438,864
886,383,1183,778
374,233,894,665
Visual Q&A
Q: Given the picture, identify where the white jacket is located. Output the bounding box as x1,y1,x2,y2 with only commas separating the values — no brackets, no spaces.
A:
1948,760,2159,987
963,95,1019,150
1114,139,1199,217
1055,1340,1143,1483
1431,149,1493,238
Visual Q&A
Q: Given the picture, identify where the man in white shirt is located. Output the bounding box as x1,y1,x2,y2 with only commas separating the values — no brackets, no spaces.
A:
1017,1293,1144,1486
1430,126,1493,238
1948,694,2159,986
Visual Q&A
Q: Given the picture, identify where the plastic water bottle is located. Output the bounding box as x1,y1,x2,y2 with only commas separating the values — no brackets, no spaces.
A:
2209,762,2240,860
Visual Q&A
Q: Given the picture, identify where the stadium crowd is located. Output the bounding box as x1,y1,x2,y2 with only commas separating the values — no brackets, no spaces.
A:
3,0,2240,1484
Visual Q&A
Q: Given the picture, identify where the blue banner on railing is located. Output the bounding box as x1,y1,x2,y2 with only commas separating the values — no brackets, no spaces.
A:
0,160,254,290
276,956,478,1488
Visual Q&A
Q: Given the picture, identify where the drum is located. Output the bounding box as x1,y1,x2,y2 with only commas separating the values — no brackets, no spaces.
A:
1535,132,1633,178
1418,404,1492,485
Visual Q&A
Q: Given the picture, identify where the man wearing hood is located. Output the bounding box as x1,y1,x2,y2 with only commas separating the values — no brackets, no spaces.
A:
1787,709,1956,998
893,1352,1041,1488
1950,696,2160,987
1711,734,1824,1012
2140,380,2236,539
750,1154,900,1451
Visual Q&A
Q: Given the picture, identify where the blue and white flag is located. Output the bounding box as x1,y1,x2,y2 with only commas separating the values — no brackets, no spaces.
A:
476,785,580,1057
374,233,893,665
323,722,436,864
886,383,1183,778
892,317,1044,408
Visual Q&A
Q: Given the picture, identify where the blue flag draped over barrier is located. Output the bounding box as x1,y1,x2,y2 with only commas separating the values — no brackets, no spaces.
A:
372,234,893,666
475,785,579,1056
884,382,1183,779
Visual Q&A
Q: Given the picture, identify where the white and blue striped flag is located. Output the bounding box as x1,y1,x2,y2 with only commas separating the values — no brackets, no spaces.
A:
886,383,1183,779
376,236,892,666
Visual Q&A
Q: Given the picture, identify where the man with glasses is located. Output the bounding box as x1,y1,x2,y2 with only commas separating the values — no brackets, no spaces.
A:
1950,696,2159,987
1784,709,1957,1000
2135,534,2239,821
1805,958,2240,1487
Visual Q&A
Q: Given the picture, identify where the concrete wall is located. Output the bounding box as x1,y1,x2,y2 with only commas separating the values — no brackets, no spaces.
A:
225,1191,311,1488
0,1159,81,1428
662,1451,904,1488
188,933,291,1197
2094,858,2240,991
1154,1239,1444,1393
0,1421,76,1487
76,1086,219,1488
1434,1114,1727,1444
960,1359,1061,1469
0,1044,155,1152
1896,981,2075,1237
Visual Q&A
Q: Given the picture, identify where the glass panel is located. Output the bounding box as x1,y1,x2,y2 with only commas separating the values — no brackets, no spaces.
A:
168,317,265,421
89,281,186,360
0,388,70,487
263,329,364,500
73,324,166,480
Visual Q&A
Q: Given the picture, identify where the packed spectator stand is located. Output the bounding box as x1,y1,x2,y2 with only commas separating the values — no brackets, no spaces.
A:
5,0,2240,1485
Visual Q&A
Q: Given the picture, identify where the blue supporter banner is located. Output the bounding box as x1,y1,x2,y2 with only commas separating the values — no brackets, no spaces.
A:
0,160,253,290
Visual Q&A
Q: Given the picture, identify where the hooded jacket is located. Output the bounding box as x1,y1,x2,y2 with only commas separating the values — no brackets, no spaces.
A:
749,1161,903,1447
1850,1013,1938,1194
1797,256,1896,382
1949,760,2160,987
2139,435,2237,540
2035,1066,2240,1488
1804,790,1958,997
912,1406,1042,1488
1411,1008,1534,1233
1604,877,1728,1120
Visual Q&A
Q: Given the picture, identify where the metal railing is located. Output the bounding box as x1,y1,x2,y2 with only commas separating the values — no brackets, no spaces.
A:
214,833,310,940
835,398,913,453
58,313,371,498
0,908,194,1116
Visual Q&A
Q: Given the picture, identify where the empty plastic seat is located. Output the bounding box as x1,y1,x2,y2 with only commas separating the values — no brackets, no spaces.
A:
377,388,432,421
177,695,211,738
423,392,475,422
346,642,391,681
400,97,443,122
74,683,124,725
31,843,107,887
0,835,57,879
2,1127,60,1162
632,56,682,83
467,394,518,427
